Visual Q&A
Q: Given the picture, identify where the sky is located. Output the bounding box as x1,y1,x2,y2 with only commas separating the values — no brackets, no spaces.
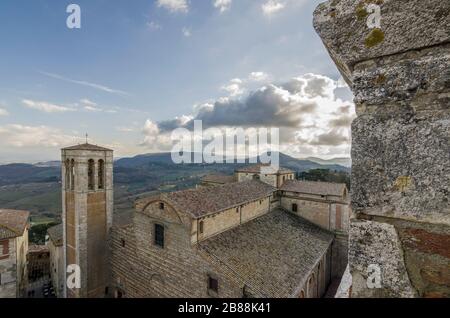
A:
0,0,355,163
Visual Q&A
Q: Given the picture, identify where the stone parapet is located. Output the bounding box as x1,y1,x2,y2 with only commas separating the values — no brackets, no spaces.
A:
314,0,450,297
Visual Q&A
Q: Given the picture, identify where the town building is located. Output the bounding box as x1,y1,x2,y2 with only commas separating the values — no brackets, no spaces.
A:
53,144,350,298
47,224,64,297
0,209,29,298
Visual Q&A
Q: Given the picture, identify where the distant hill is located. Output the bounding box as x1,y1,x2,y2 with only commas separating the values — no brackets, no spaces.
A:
0,152,350,221
301,157,352,168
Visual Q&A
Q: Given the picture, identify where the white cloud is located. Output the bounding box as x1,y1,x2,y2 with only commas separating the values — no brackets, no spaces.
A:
157,0,189,13
262,0,285,16
80,99,97,107
221,78,244,97
38,71,130,97
22,99,74,113
116,127,135,132
0,124,81,148
142,73,356,159
0,108,9,116
249,72,269,82
147,21,162,31
182,27,192,37
214,0,232,13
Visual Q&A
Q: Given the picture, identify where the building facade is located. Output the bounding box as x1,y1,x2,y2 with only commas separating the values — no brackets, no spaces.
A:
0,209,29,298
61,143,114,298
47,224,64,297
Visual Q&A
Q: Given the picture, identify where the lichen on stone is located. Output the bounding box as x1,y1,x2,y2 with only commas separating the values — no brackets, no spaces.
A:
365,28,385,48
355,3,369,20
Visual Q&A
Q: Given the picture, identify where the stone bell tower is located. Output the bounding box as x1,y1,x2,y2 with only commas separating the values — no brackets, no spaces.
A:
61,143,113,298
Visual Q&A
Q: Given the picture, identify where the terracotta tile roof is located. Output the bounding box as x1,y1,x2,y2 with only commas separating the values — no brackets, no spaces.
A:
280,180,347,197
201,174,236,184
62,143,112,151
136,180,276,219
47,224,63,247
0,209,29,239
198,209,334,297
235,164,294,174
0,226,17,240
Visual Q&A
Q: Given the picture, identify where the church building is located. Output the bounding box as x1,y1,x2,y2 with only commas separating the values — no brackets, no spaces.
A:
56,143,349,298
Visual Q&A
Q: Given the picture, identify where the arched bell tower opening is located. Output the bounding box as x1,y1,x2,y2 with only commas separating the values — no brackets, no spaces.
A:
61,143,113,298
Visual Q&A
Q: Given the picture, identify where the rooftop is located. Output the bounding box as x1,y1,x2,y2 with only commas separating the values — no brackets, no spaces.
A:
235,164,294,175
0,209,30,240
201,174,236,185
280,180,347,197
198,209,334,297
137,180,276,219
62,143,113,152
47,224,63,246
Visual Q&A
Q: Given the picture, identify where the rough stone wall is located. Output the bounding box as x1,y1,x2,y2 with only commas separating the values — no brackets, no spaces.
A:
314,0,449,297
48,240,64,297
0,238,17,298
109,212,245,298
281,192,332,230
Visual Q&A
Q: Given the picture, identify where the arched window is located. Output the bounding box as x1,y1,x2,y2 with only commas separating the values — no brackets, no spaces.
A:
88,159,95,190
98,159,105,190
299,290,305,298
70,159,75,190
252,174,260,180
65,159,70,190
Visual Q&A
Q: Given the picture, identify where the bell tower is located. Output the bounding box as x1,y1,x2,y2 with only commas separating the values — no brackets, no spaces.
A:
61,143,113,298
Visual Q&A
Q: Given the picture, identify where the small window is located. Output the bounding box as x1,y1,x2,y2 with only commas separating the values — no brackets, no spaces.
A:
116,290,123,298
208,276,219,293
292,203,298,212
199,221,204,234
154,224,165,248
121,239,126,248
159,202,165,210
0,240,9,258
98,160,105,190
88,159,95,190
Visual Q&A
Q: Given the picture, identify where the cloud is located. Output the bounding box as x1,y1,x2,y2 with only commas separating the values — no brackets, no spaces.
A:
0,124,81,148
329,115,355,128
262,0,285,16
221,78,244,97
249,72,269,82
214,0,232,13
182,27,192,37
147,21,162,31
79,99,117,113
141,73,355,158
310,131,349,146
157,0,189,13
38,71,130,97
22,99,74,113
0,108,8,116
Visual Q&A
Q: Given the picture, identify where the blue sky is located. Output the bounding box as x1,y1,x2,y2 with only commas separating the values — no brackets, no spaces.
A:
0,0,354,163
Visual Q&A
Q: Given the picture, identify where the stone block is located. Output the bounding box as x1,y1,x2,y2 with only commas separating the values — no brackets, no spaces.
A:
313,0,450,82
351,113,450,225
349,219,417,297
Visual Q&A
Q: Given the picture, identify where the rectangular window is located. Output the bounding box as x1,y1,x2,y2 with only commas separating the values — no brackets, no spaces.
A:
154,224,165,248
292,203,298,212
208,276,219,293
0,240,9,259
159,202,165,210
199,221,204,234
